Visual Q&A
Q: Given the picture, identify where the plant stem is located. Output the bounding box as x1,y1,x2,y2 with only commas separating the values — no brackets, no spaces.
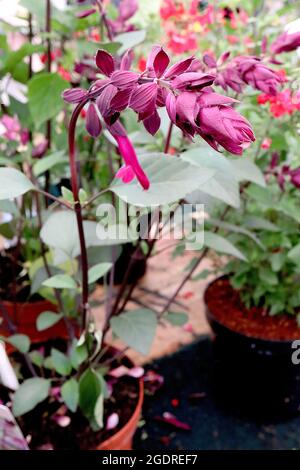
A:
34,189,74,341
164,122,173,154
159,206,231,318
36,188,73,210
68,99,90,330
45,0,52,201
95,0,114,41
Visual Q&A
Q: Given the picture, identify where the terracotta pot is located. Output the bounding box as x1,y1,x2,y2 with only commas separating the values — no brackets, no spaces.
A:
0,299,68,344
97,376,144,450
4,339,143,450
204,276,300,420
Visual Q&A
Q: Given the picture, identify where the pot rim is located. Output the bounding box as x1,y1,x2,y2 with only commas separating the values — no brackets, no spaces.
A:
98,373,144,450
204,275,298,346
2,298,54,307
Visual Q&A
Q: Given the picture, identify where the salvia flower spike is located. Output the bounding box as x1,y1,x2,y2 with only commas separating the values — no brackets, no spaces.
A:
63,45,256,188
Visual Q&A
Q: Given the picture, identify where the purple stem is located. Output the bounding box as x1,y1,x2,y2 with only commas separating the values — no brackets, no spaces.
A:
68,98,90,330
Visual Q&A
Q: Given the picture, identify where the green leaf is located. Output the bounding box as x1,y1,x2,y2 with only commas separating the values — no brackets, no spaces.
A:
12,378,50,416
28,73,68,129
244,184,274,207
208,218,264,249
94,393,104,429
192,268,212,281
110,309,157,355
88,262,112,284
278,197,300,224
6,334,30,353
0,168,34,200
51,348,72,376
79,368,103,420
61,378,79,413
230,157,266,187
30,265,62,295
42,274,77,290
28,350,44,367
204,231,247,261
181,145,240,207
61,187,74,203
288,244,300,264
79,188,88,203
41,211,125,265
244,216,279,232
165,312,188,326
33,151,67,177
3,44,44,73
259,267,278,286
270,252,285,272
115,30,146,54
70,340,88,370
36,311,63,331
97,42,122,54
111,153,214,206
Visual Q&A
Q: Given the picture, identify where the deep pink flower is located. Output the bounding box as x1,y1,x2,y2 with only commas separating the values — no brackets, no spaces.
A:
171,72,215,91
63,44,256,189
235,57,281,95
32,139,48,158
111,122,150,190
290,168,300,189
213,55,281,96
196,90,255,155
86,102,102,137
62,88,88,104
108,0,138,34
95,49,115,77
271,31,300,55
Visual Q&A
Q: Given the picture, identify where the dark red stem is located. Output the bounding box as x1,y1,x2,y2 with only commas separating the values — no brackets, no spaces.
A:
68,98,90,330
45,0,52,199
164,122,173,154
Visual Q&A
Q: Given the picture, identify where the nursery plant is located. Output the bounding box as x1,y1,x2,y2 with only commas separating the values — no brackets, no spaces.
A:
0,0,258,449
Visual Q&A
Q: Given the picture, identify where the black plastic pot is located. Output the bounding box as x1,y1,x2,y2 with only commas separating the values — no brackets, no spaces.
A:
204,276,300,421
97,243,147,286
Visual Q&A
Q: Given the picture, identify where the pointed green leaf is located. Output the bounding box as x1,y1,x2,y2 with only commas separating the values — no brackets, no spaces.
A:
88,263,113,284
0,168,34,200
28,72,68,129
36,311,63,331
111,153,214,206
12,378,50,416
42,274,77,290
110,309,157,355
51,348,72,376
165,312,188,326
204,231,247,261
6,334,30,353
79,368,102,420
61,378,79,413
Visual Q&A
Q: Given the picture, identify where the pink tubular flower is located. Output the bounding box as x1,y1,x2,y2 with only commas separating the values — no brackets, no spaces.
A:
112,123,150,190
271,31,300,55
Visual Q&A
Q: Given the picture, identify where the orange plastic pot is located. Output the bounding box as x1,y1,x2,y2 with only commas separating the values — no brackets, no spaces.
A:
0,299,68,343
96,376,144,450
